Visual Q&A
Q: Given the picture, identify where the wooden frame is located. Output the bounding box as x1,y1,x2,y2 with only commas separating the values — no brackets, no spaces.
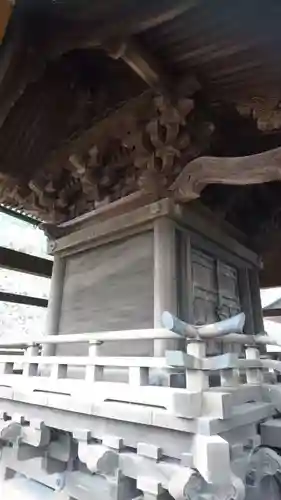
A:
43,256,66,356
50,198,259,266
175,225,260,334
46,198,262,357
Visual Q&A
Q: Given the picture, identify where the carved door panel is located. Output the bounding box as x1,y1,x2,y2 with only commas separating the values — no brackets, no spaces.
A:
216,261,241,319
191,248,241,325
192,249,217,325
191,247,241,356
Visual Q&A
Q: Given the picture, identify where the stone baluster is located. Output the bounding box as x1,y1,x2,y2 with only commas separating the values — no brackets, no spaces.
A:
185,340,209,391
85,341,104,383
220,343,239,388
23,344,39,377
51,363,67,381
129,366,149,386
245,347,263,384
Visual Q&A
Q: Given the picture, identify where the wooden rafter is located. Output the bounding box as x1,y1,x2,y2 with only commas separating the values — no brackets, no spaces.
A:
106,37,200,97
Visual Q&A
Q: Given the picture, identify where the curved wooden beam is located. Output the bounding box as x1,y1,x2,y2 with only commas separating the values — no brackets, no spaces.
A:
171,147,281,202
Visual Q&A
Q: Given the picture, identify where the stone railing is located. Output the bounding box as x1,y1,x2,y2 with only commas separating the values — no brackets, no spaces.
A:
0,315,281,499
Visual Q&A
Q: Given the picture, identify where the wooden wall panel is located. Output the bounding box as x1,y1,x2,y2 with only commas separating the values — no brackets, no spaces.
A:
57,232,154,355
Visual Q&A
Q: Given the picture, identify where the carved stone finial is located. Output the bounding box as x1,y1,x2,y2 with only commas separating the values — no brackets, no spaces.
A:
0,422,21,443
168,468,203,500
78,442,119,475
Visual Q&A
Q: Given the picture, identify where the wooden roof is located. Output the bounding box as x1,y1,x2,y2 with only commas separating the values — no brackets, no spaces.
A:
0,0,281,284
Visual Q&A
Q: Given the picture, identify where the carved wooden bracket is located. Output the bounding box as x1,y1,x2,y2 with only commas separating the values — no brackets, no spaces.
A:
171,146,281,202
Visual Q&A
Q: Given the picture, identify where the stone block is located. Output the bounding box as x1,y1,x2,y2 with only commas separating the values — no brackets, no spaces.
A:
92,400,152,426
47,393,92,414
197,402,274,435
202,391,233,419
91,382,202,418
73,429,91,442
168,390,202,418
103,435,124,450
225,385,262,406
137,442,162,460
13,390,48,406
0,386,13,399
193,435,230,484
180,453,193,468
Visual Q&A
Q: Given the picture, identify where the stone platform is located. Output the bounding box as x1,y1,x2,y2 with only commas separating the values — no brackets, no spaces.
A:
0,315,281,499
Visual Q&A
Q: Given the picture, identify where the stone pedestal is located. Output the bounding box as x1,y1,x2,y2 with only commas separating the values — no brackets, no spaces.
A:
0,197,278,500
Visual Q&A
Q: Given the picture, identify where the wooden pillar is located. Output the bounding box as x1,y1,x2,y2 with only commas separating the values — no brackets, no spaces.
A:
238,269,254,334
248,269,264,333
42,255,66,356
153,218,179,356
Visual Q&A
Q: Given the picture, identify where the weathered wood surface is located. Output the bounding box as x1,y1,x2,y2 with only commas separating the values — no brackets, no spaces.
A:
52,200,169,255
43,256,66,356
56,191,156,233
58,232,154,356
172,146,281,202
154,218,179,355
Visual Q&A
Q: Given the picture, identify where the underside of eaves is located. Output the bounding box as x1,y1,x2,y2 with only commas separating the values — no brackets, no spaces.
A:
0,0,281,271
